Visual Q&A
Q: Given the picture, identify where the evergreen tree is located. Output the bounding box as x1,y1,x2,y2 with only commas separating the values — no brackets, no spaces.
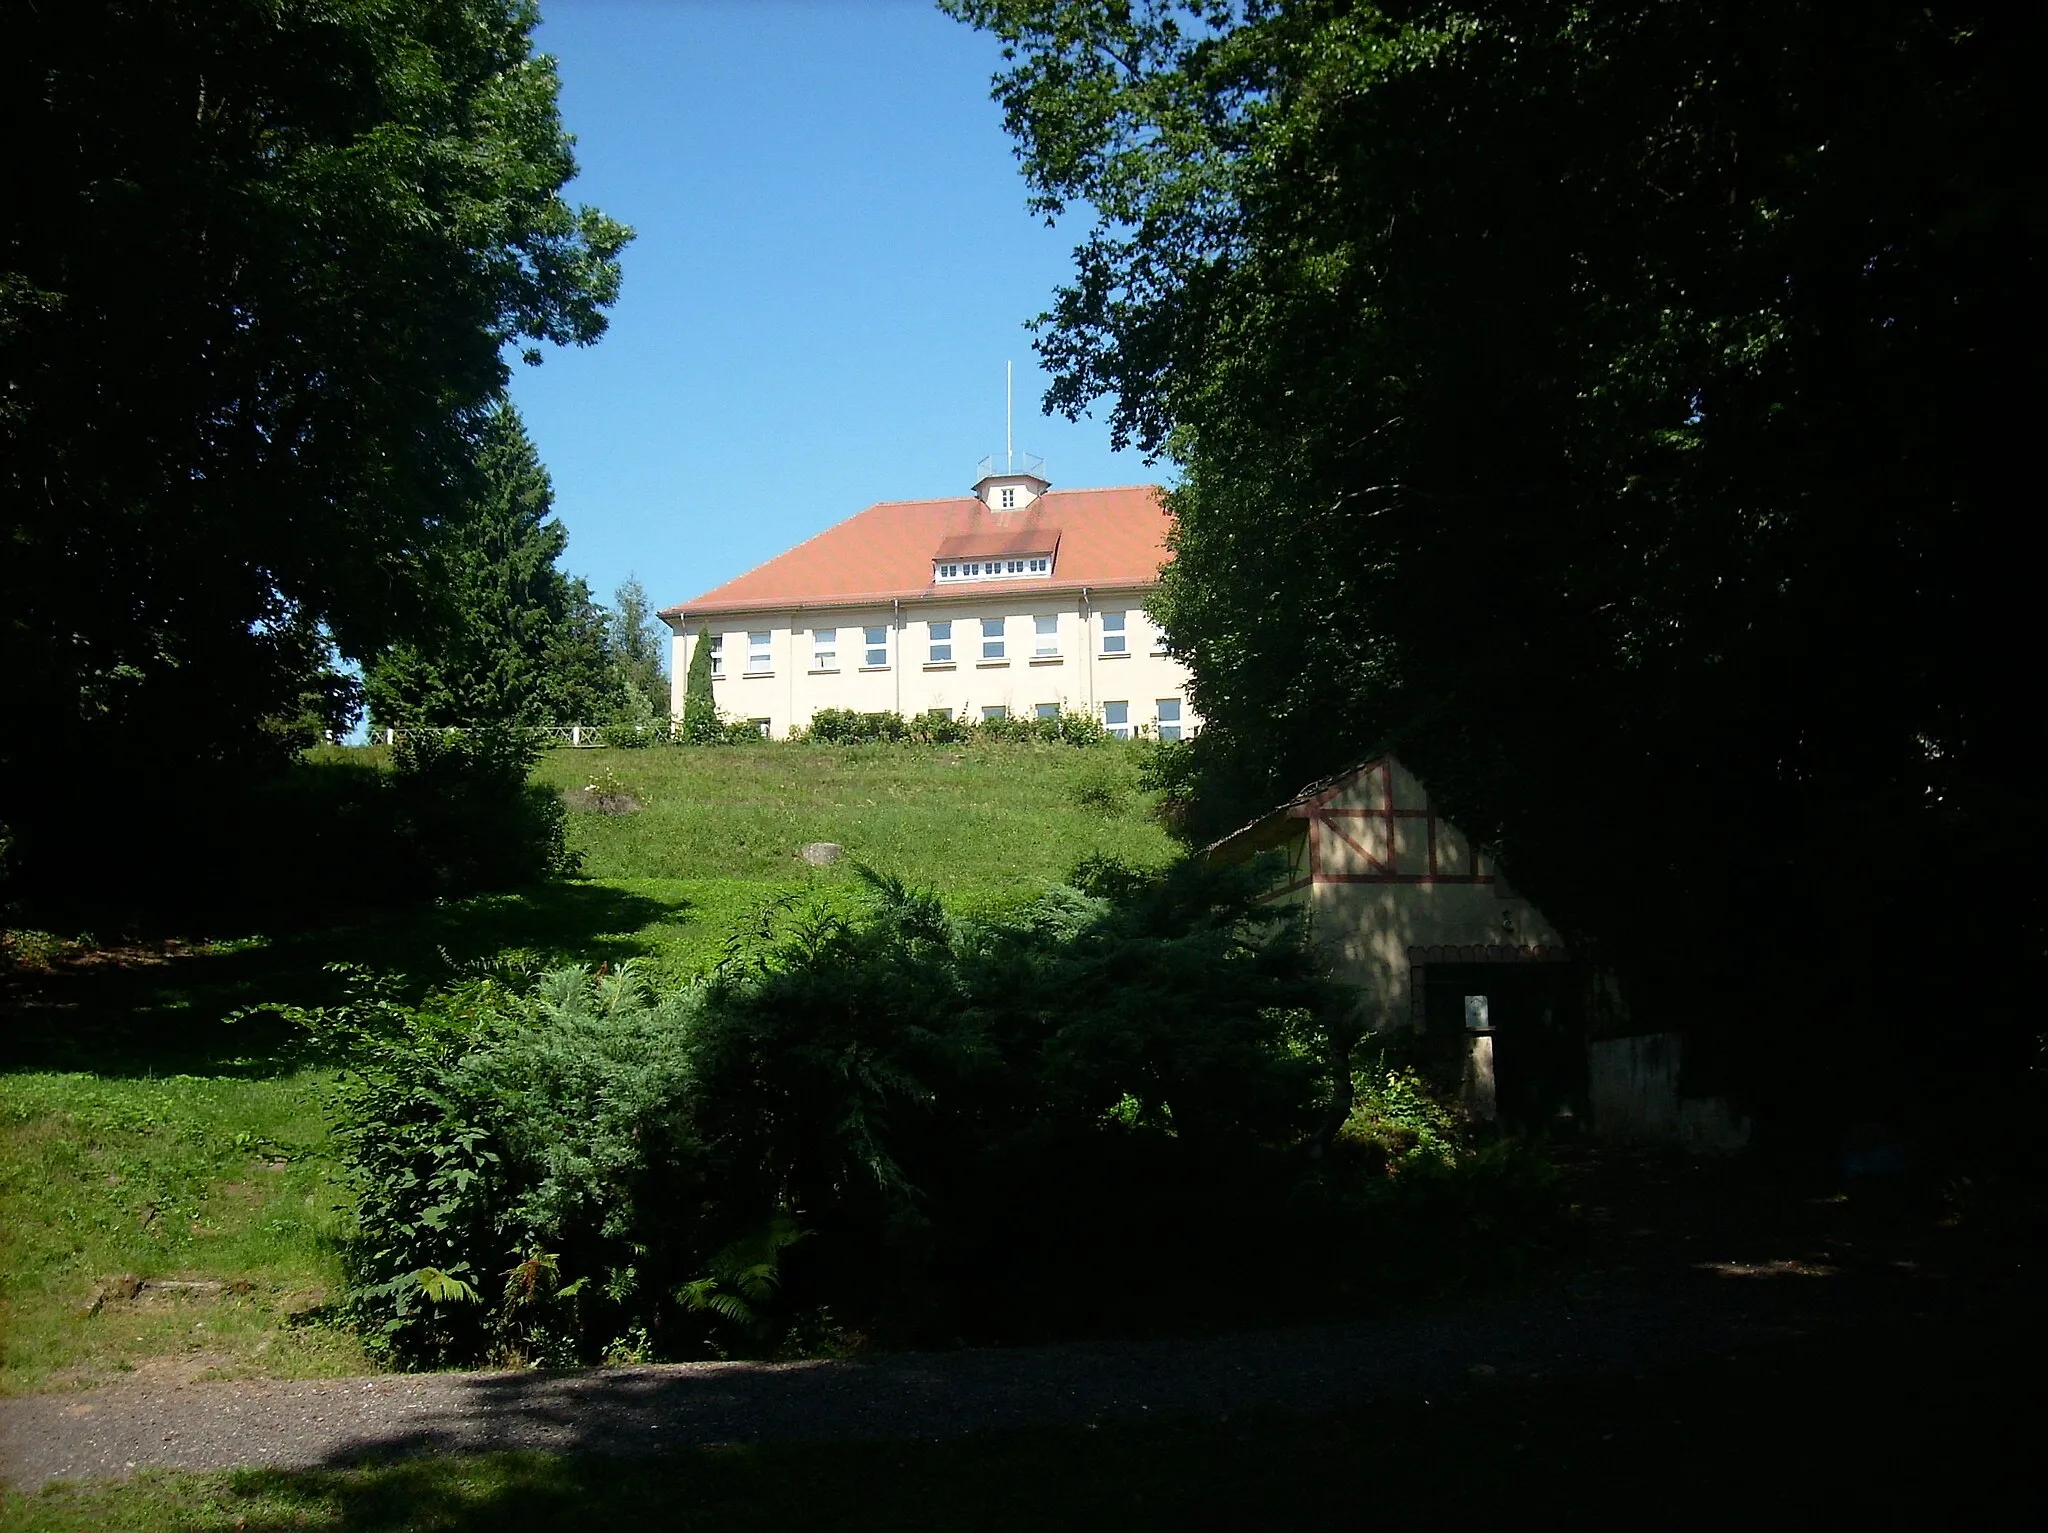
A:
365,401,622,729
681,623,720,743
608,575,670,724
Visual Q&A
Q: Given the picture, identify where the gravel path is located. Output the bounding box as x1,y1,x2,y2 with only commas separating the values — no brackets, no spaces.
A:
0,1154,1972,1489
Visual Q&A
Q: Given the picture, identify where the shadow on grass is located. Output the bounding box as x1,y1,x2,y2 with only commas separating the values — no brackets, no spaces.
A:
0,881,690,1077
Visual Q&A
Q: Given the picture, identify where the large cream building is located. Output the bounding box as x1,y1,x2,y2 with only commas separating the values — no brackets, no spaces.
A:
660,467,1199,741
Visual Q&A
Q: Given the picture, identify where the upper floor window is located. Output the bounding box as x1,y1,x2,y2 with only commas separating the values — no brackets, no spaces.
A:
811,627,837,670
982,616,1006,661
1101,612,1128,655
747,631,772,673
706,633,723,677
934,552,1054,584
863,625,888,667
1156,698,1183,742
1034,614,1059,657
999,487,1017,509
1103,700,1130,740
928,620,952,664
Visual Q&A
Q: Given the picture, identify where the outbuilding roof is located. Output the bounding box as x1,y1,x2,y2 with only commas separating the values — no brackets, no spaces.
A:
661,485,1171,620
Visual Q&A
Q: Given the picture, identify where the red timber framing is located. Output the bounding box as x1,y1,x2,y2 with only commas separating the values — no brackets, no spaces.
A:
1298,760,1495,887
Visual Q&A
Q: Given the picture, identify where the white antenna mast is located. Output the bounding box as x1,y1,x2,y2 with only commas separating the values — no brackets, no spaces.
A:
1005,359,1013,473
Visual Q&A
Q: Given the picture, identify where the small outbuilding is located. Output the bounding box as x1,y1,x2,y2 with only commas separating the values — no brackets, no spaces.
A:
1207,756,1747,1149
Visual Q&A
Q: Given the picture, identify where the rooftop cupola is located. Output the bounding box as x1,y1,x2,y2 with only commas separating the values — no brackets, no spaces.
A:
973,452,1049,512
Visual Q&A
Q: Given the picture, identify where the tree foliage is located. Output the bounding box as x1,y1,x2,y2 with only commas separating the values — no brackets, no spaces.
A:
364,401,621,730
1,0,629,800
950,0,2045,1097
681,624,720,742
608,576,670,725
285,862,1567,1366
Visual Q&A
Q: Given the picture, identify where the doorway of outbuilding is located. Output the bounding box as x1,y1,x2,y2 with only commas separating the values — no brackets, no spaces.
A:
1420,962,1586,1131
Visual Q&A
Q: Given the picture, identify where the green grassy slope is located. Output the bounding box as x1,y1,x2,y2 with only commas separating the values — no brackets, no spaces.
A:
0,742,1176,1392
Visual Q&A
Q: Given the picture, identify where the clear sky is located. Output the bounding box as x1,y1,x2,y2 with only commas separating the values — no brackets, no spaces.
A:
507,0,1161,624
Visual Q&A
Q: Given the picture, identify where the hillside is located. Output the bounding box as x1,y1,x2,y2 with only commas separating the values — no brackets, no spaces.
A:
0,742,1180,1394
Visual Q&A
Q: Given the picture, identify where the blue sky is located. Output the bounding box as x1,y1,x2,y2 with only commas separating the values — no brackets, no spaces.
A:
508,0,1161,623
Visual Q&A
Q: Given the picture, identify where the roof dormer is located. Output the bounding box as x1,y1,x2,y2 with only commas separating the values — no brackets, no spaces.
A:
973,453,1050,512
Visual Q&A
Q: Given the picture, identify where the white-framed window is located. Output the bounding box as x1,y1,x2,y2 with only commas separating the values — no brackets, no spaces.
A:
811,627,837,670
1103,700,1130,739
1035,702,1059,720
934,553,1054,584
1034,614,1059,657
863,625,888,667
706,633,723,677
928,619,952,663
982,704,1008,721
749,717,771,739
982,616,1006,660
1100,612,1128,654
747,631,772,673
1156,697,1183,742
999,486,1017,509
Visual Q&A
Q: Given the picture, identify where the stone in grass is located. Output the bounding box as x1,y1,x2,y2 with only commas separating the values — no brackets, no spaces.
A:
798,842,845,866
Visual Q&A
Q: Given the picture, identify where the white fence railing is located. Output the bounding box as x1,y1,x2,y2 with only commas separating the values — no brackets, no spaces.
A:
369,724,669,749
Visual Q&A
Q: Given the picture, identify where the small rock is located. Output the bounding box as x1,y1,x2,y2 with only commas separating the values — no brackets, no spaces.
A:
799,841,844,866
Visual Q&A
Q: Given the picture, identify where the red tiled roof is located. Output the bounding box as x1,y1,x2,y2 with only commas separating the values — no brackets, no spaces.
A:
661,485,1172,619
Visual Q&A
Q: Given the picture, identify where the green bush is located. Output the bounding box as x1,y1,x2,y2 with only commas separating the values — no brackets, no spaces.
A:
389,725,578,895
292,858,1569,1366
809,708,1109,747
808,709,913,744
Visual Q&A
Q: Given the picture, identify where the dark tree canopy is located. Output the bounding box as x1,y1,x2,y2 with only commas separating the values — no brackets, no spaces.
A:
1,0,629,791
363,401,621,731
951,0,2045,1099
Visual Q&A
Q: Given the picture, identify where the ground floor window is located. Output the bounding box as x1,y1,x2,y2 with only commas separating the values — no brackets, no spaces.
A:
706,633,723,676
1156,697,1182,741
748,717,771,738
748,632,772,672
1035,702,1059,719
1103,700,1129,739
812,627,837,670
982,616,1006,660
864,625,888,666
928,620,952,663
982,705,1008,721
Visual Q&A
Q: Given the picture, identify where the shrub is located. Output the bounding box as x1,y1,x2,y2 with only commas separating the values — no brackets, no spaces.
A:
808,708,912,745
302,860,1570,1365
389,725,577,895
1069,756,1138,817
909,708,973,744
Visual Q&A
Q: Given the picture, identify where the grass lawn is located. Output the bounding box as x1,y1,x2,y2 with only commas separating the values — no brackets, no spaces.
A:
0,742,1175,1393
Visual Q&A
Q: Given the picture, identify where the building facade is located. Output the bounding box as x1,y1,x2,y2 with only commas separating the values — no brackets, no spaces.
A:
660,469,1199,741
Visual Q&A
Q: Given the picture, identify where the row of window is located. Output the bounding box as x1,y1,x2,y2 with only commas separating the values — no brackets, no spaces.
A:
976,698,1183,741
729,700,1183,741
706,613,1137,674
933,555,1052,583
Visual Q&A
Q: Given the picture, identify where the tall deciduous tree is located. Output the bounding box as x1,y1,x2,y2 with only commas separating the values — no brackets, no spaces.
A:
1,0,629,797
950,0,2044,1107
364,401,620,731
